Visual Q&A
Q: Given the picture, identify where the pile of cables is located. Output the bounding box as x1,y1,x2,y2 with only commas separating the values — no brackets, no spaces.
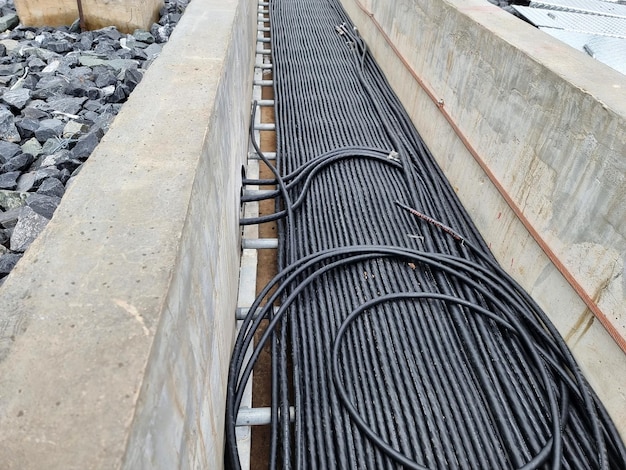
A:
226,0,626,468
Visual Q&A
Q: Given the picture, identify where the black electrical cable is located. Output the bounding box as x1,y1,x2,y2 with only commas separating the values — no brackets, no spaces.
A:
226,245,623,468
332,292,558,470
240,145,402,224
225,0,626,469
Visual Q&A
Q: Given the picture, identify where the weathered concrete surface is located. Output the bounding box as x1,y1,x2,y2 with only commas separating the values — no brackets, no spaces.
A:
14,0,163,33
0,0,255,467
340,0,626,435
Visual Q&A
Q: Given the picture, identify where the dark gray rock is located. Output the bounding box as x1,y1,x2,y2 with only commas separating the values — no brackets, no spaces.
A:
41,44,67,61
0,60,22,76
76,34,93,51
37,177,65,197
0,206,21,228
0,105,20,142
0,170,19,189
68,66,94,80
115,48,133,60
80,109,99,123
20,74,39,90
107,84,127,103
58,168,71,184
123,68,143,93
41,149,81,172
27,56,47,70
16,172,36,192
1,153,35,172
94,69,117,87
26,192,61,219
68,19,81,34
21,105,49,120
81,100,102,112
94,42,116,56
15,117,41,139
72,131,101,159
84,87,100,100
10,206,49,252
22,46,59,63
91,110,115,134
0,13,20,31
1,87,31,109
30,166,63,186
32,75,68,99
0,140,21,163
131,47,148,61
0,0,188,277
35,118,64,142
47,40,73,53
0,227,9,246
64,77,96,97
0,252,21,275
132,29,155,44
45,96,87,115
58,58,81,74
97,26,123,42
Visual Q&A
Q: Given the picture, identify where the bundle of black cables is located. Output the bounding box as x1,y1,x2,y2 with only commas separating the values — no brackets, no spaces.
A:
226,0,626,468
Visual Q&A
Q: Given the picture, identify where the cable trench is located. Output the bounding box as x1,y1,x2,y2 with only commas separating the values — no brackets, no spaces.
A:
226,0,626,469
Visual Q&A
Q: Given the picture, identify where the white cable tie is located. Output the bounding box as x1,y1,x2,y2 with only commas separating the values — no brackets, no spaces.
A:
388,151,400,162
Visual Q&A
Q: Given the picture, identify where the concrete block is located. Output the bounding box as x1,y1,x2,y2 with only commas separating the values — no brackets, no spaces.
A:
14,0,163,33
0,0,255,468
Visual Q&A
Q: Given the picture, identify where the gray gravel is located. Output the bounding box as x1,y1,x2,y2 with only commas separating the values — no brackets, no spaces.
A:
0,0,190,284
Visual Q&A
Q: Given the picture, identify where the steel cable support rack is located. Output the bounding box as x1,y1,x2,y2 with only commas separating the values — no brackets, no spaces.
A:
232,2,275,468
229,0,626,469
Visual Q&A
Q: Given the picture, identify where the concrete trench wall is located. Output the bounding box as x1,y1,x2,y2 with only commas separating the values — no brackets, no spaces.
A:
0,0,255,467
339,0,626,435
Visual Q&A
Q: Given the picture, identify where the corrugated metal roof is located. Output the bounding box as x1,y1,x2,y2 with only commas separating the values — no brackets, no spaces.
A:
541,28,598,48
513,5,626,38
583,35,626,73
541,28,626,73
530,0,626,19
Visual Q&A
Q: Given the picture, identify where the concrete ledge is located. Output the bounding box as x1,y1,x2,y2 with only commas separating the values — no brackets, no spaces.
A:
340,0,626,435
0,0,254,467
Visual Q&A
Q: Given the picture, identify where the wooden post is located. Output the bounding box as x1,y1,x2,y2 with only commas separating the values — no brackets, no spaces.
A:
76,0,86,32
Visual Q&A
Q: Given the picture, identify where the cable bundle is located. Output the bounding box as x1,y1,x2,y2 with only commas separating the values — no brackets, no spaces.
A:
225,0,626,468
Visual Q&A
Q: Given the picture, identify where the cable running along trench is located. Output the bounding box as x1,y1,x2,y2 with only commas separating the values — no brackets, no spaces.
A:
227,0,626,468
